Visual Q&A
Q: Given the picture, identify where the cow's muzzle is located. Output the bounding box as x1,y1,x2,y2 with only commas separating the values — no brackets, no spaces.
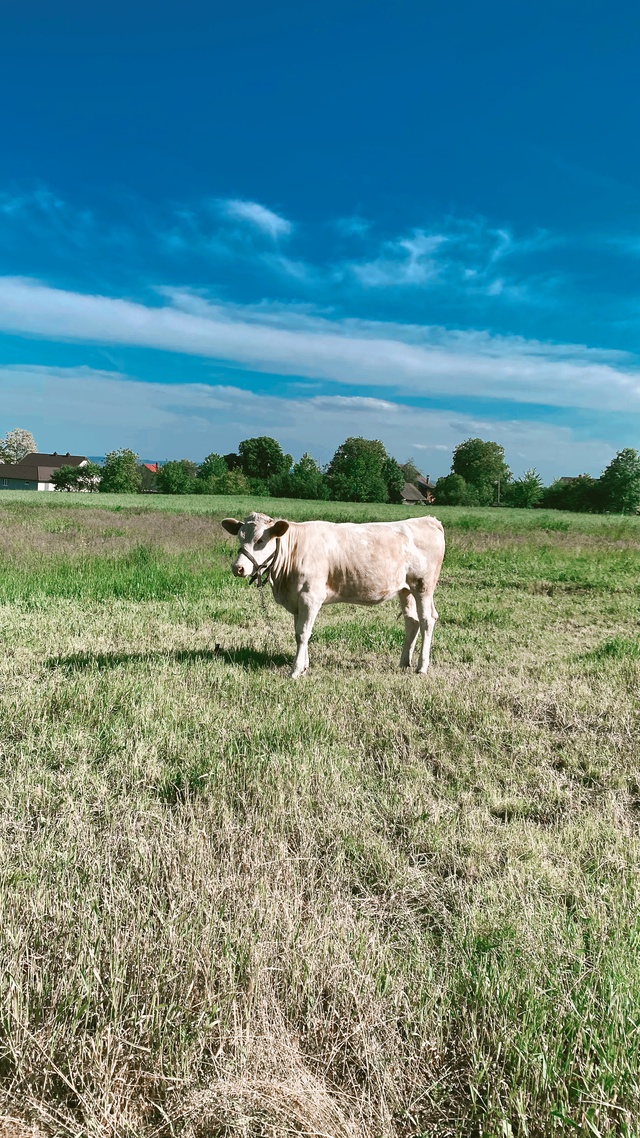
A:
233,542,280,587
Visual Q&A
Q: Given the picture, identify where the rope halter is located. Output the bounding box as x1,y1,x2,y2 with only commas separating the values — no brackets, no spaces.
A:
237,538,281,589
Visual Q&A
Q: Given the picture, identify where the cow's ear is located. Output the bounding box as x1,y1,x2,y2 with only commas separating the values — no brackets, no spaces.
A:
270,519,290,538
221,518,241,535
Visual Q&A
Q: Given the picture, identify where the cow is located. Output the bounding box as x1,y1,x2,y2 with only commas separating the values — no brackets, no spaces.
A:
221,512,445,678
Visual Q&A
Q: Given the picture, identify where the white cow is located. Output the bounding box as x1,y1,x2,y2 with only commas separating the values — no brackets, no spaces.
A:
221,512,445,678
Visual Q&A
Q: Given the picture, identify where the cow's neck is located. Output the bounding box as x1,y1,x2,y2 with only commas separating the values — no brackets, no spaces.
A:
270,525,296,588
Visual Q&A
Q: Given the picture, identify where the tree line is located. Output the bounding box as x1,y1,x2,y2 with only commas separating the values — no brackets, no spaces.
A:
434,438,640,514
95,436,640,513
2,426,640,512
52,436,408,502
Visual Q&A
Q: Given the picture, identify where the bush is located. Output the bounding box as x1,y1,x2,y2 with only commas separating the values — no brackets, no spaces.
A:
541,475,602,512
503,469,544,509
194,469,252,495
197,453,228,482
51,463,101,492
156,460,198,495
434,473,479,506
271,453,330,500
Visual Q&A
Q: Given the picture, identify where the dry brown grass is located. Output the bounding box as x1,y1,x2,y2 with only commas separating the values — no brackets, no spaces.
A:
0,495,639,1137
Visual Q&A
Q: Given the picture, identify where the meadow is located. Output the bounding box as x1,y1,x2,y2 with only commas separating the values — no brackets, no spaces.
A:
0,491,639,1138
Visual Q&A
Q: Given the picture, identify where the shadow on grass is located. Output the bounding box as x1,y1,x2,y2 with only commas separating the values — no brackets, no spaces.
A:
45,645,292,672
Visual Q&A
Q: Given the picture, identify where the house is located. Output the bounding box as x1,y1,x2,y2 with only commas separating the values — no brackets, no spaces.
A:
0,452,88,491
415,474,437,504
401,482,427,505
140,462,160,493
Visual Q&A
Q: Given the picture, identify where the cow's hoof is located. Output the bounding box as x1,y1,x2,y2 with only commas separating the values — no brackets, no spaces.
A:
289,667,308,679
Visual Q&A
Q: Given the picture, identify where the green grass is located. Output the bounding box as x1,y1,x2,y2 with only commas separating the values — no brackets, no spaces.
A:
0,495,639,1136
3,487,640,535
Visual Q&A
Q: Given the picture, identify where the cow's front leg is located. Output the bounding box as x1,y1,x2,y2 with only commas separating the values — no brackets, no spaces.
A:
398,589,420,669
414,591,438,674
290,596,321,678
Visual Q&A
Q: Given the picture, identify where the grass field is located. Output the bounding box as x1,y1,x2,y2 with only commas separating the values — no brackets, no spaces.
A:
0,491,639,1137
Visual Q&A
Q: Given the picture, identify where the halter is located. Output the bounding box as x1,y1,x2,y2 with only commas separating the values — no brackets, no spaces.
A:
237,538,281,589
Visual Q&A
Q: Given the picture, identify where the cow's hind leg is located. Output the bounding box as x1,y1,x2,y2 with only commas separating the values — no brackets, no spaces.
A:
290,595,322,678
414,591,438,675
398,589,420,669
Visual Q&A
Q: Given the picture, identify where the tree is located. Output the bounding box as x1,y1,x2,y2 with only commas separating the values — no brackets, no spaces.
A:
0,428,37,464
237,437,292,482
247,478,272,496
383,456,405,503
197,453,227,482
194,468,252,495
541,475,601,512
216,469,252,494
599,448,640,513
271,453,330,500
504,468,544,509
327,437,392,502
451,438,510,505
400,459,423,486
99,449,142,493
434,473,479,506
51,463,101,492
51,465,80,492
156,459,198,495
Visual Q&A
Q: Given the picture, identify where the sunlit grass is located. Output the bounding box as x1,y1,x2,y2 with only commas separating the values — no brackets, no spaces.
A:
0,496,639,1136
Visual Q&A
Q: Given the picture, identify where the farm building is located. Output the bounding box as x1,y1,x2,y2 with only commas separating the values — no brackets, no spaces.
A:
0,452,89,491
401,482,427,505
415,474,436,503
140,462,160,492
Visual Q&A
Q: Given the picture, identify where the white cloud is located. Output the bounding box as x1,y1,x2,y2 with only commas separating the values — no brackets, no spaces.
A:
340,218,558,301
0,185,564,310
220,199,292,240
350,231,445,287
1,278,639,416
0,363,618,480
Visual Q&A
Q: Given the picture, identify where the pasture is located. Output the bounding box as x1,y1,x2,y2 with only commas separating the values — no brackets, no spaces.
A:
0,491,639,1137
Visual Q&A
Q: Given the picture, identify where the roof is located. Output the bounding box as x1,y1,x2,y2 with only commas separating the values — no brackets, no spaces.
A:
401,482,427,503
0,452,87,482
415,474,436,490
143,463,158,472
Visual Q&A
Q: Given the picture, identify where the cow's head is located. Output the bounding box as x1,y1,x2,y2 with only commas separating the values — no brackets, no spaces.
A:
221,512,290,579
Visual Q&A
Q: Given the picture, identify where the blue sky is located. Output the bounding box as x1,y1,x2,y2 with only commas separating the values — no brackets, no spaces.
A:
1,0,640,479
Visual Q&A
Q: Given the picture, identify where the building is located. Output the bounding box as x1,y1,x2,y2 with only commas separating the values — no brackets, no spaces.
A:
140,462,159,492
0,452,88,491
401,482,427,505
415,475,437,503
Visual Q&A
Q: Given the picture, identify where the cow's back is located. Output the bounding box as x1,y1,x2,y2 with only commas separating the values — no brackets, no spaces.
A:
280,516,444,606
